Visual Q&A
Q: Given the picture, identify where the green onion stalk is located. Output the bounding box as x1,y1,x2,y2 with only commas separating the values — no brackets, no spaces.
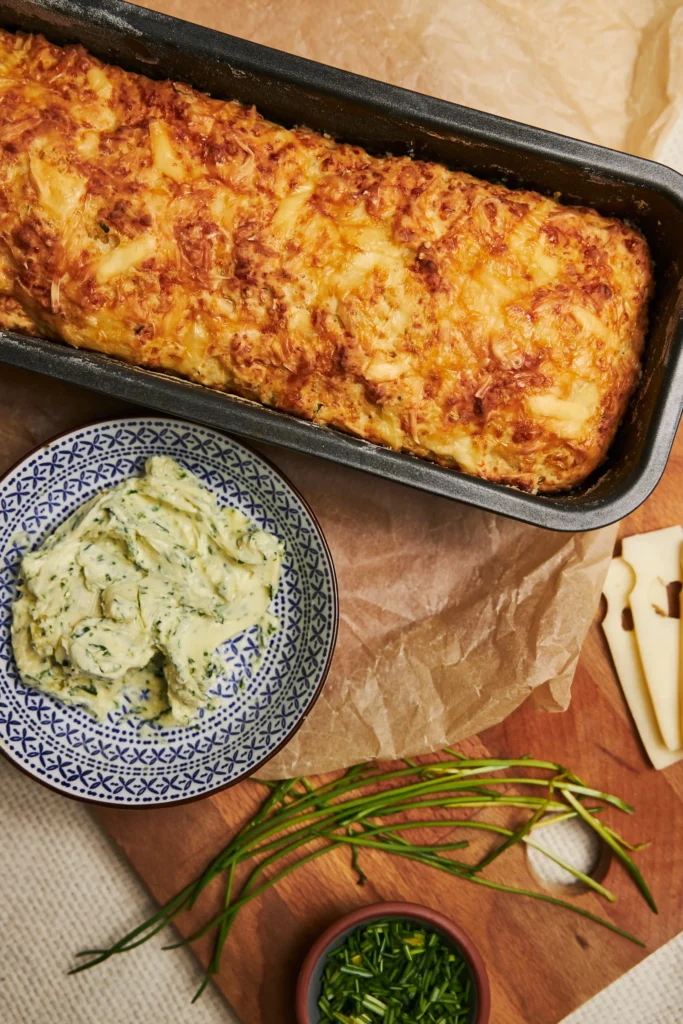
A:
71,752,655,1002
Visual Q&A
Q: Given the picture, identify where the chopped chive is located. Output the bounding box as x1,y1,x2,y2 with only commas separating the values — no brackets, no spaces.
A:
319,920,474,1023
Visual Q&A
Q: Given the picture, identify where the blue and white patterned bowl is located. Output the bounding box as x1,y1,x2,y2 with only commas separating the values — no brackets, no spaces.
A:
0,417,338,806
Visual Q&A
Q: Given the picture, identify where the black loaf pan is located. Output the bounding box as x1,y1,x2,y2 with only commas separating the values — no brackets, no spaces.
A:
2,0,683,532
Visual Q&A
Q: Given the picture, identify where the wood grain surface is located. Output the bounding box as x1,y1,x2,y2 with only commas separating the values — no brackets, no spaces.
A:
0,363,681,1023
92,657,683,1023
1,3,682,1021
2,341,683,1024
86,409,683,1024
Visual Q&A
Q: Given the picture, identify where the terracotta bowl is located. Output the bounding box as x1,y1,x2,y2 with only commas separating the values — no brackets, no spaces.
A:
296,901,490,1024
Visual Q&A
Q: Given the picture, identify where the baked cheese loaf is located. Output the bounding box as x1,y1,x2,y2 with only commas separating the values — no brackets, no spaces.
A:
0,30,653,492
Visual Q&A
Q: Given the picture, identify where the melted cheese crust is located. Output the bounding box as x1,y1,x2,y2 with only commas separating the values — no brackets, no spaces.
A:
0,30,653,492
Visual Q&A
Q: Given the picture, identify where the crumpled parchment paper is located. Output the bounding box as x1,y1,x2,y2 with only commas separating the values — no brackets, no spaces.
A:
241,0,683,777
10,0,683,777
256,447,615,777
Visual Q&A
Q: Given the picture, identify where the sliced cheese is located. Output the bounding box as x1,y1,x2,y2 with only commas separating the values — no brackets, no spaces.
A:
622,525,683,751
95,234,156,284
28,152,85,223
364,353,412,383
271,185,314,235
86,66,113,101
526,394,594,441
149,119,186,183
571,304,611,341
602,557,683,770
422,432,478,473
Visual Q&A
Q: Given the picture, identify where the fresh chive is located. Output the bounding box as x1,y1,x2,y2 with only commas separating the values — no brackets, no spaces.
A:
71,753,654,1004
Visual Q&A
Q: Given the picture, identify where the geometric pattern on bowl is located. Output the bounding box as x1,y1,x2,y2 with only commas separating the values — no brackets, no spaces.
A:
0,417,337,805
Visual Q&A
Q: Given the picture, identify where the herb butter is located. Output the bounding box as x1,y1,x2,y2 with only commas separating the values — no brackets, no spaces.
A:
11,456,283,726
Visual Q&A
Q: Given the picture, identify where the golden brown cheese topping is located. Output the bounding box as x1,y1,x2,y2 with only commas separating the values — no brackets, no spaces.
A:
0,30,653,492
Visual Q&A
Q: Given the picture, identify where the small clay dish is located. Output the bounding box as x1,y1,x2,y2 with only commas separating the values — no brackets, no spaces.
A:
296,901,490,1023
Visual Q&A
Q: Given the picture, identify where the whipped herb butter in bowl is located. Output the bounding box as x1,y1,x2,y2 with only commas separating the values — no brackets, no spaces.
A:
0,418,338,806
12,455,283,728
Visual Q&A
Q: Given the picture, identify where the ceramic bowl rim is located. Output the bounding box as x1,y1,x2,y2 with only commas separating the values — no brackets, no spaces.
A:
0,414,339,808
295,900,491,1024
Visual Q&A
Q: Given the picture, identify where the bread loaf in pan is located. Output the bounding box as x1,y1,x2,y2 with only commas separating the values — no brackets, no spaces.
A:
0,29,653,492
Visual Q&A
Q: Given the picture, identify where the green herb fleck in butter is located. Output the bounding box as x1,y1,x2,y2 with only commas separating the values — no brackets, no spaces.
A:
11,456,283,726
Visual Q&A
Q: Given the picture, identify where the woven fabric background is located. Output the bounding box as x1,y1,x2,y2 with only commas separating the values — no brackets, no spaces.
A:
3,2,683,1021
0,759,234,1024
2,756,682,1024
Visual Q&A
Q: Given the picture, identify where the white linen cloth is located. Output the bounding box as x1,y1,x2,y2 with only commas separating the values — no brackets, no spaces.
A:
4,2,683,1021
2,757,682,1023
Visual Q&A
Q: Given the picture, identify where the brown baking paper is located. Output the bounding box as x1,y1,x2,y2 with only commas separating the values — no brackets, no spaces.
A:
0,370,614,777
257,447,614,778
9,0,683,778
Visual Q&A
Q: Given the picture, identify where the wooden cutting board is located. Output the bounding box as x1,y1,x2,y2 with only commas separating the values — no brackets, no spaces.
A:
0,361,681,1022
90,421,683,1023
2,4,681,1019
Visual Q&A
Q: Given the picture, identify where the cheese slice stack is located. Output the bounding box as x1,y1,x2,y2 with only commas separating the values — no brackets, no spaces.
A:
602,526,683,769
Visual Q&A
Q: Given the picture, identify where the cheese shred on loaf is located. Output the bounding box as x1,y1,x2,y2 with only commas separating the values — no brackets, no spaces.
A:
0,30,653,492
